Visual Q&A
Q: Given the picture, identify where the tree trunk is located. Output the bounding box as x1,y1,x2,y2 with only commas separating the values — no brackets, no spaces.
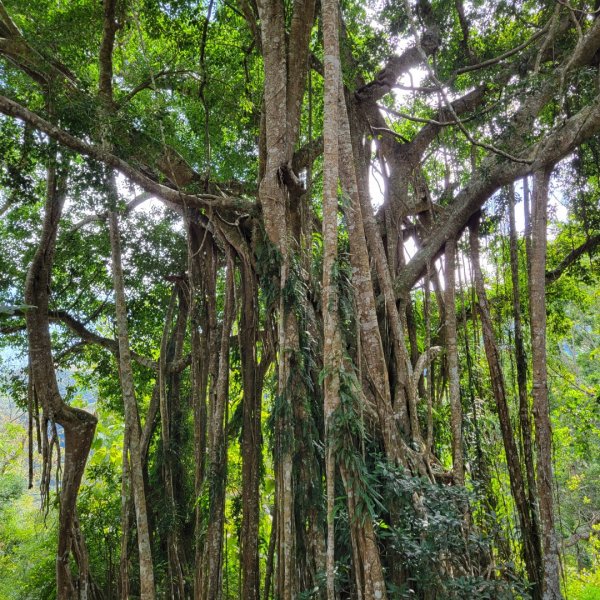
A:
188,218,211,599
255,0,316,593
337,85,404,470
201,251,235,600
158,287,187,599
119,428,130,600
240,261,262,600
335,85,390,600
508,185,543,594
322,0,342,595
260,505,274,600
352,131,417,449
24,157,97,600
109,210,155,600
444,236,464,485
469,214,543,598
528,169,563,600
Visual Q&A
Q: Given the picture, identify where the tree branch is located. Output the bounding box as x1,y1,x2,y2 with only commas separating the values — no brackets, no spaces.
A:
98,0,118,103
546,233,600,283
0,94,255,214
70,192,153,232
355,28,440,104
2,309,156,370
51,310,156,370
395,96,600,295
563,514,600,548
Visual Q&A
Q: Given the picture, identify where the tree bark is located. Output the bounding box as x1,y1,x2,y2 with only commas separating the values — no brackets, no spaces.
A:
109,210,155,600
337,85,404,470
323,0,342,595
255,0,317,594
201,251,235,600
188,218,211,599
335,71,391,600
119,427,131,600
508,185,543,589
158,287,187,599
24,157,97,600
239,260,262,600
444,236,464,485
528,169,563,600
469,214,543,599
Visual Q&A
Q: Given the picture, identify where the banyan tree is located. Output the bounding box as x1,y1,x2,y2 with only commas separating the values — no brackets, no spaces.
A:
0,0,599,598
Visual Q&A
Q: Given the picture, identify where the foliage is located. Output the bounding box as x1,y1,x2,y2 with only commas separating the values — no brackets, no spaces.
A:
0,0,599,598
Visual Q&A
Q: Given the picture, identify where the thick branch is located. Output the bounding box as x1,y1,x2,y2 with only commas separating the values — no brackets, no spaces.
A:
0,1,80,89
291,136,324,174
395,96,600,295
406,84,491,162
355,28,440,103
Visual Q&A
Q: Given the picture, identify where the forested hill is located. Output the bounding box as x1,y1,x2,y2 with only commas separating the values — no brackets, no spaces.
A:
0,0,599,599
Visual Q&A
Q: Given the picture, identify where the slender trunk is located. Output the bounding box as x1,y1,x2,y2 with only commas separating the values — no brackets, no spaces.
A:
424,265,435,454
119,428,130,600
444,237,464,485
323,0,342,595
240,262,262,600
469,215,543,598
71,512,96,600
140,383,160,468
263,506,276,600
339,464,387,600
109,210,155,600
528,169,563,600
523,176,532,281
508,185,543,593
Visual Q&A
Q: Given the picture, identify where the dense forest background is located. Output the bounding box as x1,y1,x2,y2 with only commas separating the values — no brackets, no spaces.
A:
0,0,599,598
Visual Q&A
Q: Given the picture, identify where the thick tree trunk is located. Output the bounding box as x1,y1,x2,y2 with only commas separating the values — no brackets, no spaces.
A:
255,0,315,593
528,169,563,600
188,219,211,599
159,287,187,599
201,252,235,600
24,158,97,600
335,74,391,600
109,210,155,600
